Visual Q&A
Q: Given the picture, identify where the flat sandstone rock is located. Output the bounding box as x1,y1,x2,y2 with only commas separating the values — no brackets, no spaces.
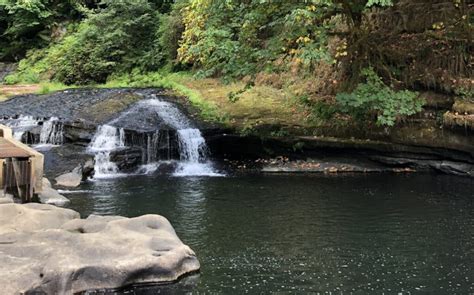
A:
0,203,200,294
39,178,70,206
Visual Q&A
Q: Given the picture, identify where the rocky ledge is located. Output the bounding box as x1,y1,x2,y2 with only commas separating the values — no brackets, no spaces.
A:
0,203,200,294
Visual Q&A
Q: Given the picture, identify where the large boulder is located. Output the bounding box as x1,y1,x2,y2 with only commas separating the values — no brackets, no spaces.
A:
38,178,70,206
0,203,200,294
55,165,83,187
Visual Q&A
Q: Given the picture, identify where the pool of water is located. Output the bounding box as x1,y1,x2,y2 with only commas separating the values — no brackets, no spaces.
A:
66,174,473,294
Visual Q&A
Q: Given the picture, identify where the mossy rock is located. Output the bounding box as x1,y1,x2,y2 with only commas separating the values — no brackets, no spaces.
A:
452,100,474,115
81,92,142,123
443,111,474,131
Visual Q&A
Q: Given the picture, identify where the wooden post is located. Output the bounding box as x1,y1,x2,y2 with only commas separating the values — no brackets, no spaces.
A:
0,159,4,197
0,159,4,190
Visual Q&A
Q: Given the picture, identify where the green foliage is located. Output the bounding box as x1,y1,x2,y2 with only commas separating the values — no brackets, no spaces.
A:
176,0,397,80
51,0,159,84
270,129,289,137
336,68,424,126
4,49,51,84
312,101,338,121
178,0,336,80
366,0,393,7
240,124,257,136
0,0,89,60
454,87,474,103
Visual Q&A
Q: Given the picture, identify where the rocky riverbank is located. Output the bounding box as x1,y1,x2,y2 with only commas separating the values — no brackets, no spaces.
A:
0,202,200,294
205,133,474,177
0,88,472,177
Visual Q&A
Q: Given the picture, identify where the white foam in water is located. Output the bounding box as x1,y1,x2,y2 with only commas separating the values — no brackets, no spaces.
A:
136,163,161,175
173,162,225,177
57,189,94,194
88,125,126,179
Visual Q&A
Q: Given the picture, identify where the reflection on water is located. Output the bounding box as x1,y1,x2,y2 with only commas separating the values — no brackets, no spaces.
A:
68,174,474,293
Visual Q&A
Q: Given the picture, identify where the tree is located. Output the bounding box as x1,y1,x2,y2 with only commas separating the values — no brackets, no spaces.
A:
0,0,93,60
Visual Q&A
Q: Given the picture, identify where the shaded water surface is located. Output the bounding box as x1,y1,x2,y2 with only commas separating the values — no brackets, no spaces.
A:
67,174,473,294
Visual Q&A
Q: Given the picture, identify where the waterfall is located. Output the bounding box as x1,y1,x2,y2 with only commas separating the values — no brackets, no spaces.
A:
177,128,208,162
39,117,64,145
0,115,64,146
143,99,220,176
87,97,223,178
88,125,125,179
1,115,38,141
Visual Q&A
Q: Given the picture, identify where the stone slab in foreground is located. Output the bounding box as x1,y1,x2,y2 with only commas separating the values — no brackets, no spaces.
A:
0,203,200,294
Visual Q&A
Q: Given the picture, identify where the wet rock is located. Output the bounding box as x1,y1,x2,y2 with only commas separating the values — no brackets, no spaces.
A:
262,160,392,174
42,144,93,179
38,178,70,206
207,134,474,177
82,159,95,179
0,88,164,125
110,147,143,172
0,203,200,294
371,156,474,177
436,161,474,176
55,165,83,187
63,120,97,144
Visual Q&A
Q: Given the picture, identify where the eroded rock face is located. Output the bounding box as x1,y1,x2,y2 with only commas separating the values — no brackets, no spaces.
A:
0,203,200,294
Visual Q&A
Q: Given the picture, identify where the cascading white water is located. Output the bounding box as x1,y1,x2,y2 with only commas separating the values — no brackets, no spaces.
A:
88,125,125,179
1,115,39,141
177,128,207,162
0,115,65,146
87,97,222,178
39,117,64,145
143,98,220,176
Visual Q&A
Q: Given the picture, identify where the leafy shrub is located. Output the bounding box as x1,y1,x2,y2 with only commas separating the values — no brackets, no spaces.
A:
455,87,474,103
51,0,159,84
177,1,333,80
153,1,187,67
336,68,424,126
0,0,90,60
4,49,51,84
312,101,338,121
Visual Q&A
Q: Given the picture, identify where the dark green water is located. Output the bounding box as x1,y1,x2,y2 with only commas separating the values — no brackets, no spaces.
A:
66,174,473,294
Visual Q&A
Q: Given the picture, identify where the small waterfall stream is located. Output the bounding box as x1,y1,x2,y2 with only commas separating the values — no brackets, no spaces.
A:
38,117,64,146
87,97,222,178
1,115,64,146
2,115,38,141
87,125,125,179
1,96,221,178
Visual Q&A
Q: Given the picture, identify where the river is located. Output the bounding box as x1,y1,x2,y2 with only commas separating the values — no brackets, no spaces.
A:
64,173,473,294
